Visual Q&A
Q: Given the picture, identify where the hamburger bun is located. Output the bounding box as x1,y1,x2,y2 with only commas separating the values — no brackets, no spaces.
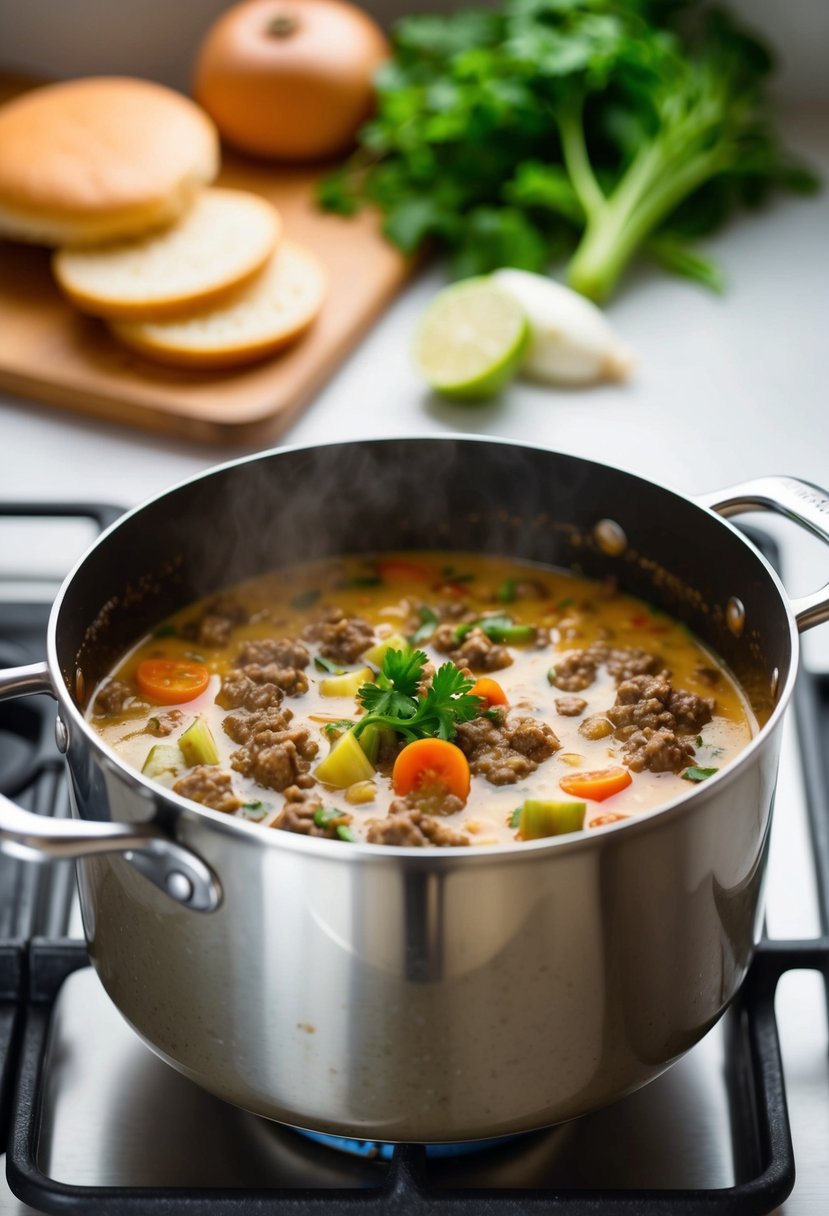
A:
0,77,219,246
111,240,327,369
53,188,282,321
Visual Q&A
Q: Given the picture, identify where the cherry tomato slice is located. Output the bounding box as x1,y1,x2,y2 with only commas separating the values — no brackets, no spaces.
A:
559,766,632,802
136,658,210,705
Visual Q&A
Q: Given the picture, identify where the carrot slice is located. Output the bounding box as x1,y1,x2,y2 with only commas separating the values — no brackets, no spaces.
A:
470,677,508,708
136,658,210,705
559,766,632,802
378,558,430,581
392,738,471,803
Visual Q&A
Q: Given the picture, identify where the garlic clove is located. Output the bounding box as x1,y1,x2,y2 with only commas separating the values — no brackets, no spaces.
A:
492,268,633,386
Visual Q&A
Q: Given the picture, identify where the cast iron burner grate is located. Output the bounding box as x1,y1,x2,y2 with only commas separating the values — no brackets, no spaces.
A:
0,504,827,1214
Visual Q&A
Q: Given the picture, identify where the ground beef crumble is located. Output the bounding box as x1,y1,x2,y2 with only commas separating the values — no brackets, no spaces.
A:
303,607,375,665
183,597,249,649
94,680,135,716
216,635,311,706
432,624,513,672
228,706,318,792
455,711,559,785
623,728,696,774
216,673,285,712
555,695,587,717
366,798,470,847
146,709,184,736
603,672,714,774
608,673,714,739
549,642,662,692
236,638,311,670
273,786,355,839
172,766,242,813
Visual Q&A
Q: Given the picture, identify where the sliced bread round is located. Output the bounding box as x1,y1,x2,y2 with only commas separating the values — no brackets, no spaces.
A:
53,188,281,321
0,77,219,247
110,241,327,369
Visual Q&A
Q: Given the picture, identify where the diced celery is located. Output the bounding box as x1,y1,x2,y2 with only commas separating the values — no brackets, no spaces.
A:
519,799,586,840
178,715,219,766
357,722,396,765
141,744,184,786
361,634,409,667
319,666,375,698
315,729,376,788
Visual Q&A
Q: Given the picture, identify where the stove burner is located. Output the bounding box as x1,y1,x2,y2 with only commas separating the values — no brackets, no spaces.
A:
0,640,46,798
294,1127,523,1160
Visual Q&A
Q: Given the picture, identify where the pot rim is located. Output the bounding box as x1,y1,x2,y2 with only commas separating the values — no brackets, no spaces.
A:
46,433,800,862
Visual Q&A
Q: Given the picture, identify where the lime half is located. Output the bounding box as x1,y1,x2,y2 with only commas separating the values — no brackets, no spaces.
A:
413,277,529,400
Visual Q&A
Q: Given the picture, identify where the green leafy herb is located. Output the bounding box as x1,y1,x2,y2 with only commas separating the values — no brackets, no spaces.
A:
498,578,517,603
441,566,475,582
315,656,346,674
323,719,354,738
695,735,704,748
344,576,384,588
409,604,439,645
314,806,345,828
557,597,574,611
319,0,818,300
353,648,483,743
453,615,536,644
509,807,522,828
682,766,719,782
291,588,321,611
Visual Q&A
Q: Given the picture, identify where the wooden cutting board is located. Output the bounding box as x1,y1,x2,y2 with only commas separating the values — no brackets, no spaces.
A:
0,76,412,445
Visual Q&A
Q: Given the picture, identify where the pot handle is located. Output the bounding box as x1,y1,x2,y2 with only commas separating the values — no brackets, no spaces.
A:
0,665,221,913
696,475,829,632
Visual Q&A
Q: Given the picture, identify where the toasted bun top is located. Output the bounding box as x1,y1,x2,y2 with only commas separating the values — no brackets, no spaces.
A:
0,77,219,222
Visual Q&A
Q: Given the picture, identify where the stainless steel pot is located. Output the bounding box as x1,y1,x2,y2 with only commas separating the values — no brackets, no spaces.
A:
2,438,829,1142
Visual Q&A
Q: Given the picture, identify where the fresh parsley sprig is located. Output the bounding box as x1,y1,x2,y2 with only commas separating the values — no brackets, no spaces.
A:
352,648,482,743
320,0,818,300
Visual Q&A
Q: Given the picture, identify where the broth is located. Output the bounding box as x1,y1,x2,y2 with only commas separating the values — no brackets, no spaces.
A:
88,552,757,846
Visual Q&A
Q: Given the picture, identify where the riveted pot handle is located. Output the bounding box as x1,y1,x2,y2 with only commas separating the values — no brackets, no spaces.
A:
0,796,222,912
696,476,829,632
0,665,222,912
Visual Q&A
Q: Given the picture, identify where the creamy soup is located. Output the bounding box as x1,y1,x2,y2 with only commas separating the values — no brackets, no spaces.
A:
89,552,757,846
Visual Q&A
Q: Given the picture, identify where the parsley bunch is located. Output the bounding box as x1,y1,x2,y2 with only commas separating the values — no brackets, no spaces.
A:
320,0,817,300
353,649,483,743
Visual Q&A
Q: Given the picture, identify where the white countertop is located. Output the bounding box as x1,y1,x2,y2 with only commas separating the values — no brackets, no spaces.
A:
2,104,828,663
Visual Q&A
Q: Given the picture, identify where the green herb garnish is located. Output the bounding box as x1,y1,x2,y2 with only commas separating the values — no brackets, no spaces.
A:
313,806,344,828
291,588,321,611
320,0,817,301
498,579,517,603
153,624,177,638
453,615,535,645
344,576,383,588
322,719,354,738
353,648,482,743
509,807,522,828
315,656,346,675
682,766,719,783
409,604,439,645
336,825,358,842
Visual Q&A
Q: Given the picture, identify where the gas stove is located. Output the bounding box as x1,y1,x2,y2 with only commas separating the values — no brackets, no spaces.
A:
1,504,828,1215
